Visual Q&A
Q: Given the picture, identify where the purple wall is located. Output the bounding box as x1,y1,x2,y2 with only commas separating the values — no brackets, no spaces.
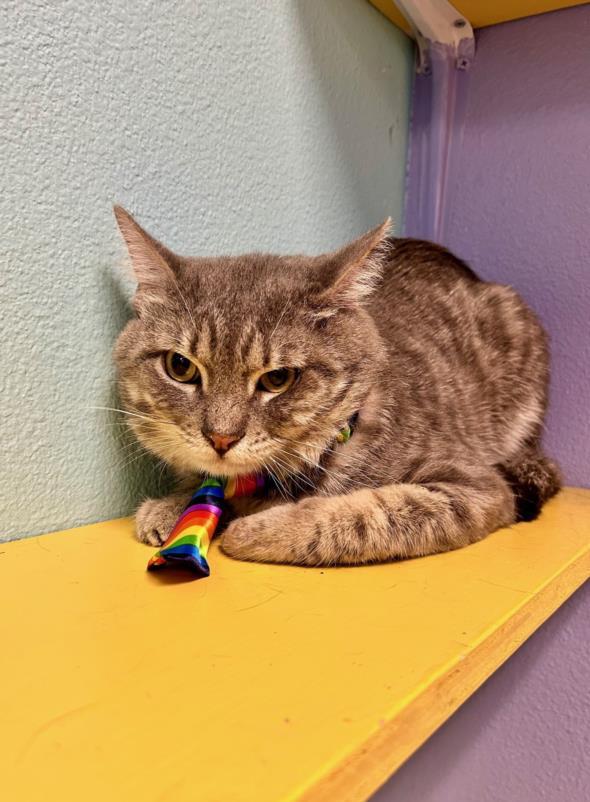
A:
407,4,590,488
378,7,590,801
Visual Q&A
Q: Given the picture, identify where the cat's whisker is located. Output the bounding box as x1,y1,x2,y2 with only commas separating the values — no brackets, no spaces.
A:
168,274,199,339
112,449,154,474
276,443,372,494
268,452,316,496
275,441,341,475
272,446,352,497
90,405,177,429
279,434,376,478
156,460,170,493
264,457,293,503
110,435,177,472
268,299,291,342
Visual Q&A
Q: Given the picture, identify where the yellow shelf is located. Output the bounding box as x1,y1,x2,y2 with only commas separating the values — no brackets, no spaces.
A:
369,1,588,34
1,488,589,802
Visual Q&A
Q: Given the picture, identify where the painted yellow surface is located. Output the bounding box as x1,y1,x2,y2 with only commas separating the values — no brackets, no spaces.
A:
1,488,589,802
369,1,588,34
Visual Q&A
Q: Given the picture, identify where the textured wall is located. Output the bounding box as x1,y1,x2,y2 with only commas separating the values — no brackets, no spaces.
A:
374,581,590,802
443,5,589,486
0,0,412,540
378,7,590,801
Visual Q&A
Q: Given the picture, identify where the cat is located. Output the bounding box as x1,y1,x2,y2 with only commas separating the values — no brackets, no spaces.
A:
113,206,561,566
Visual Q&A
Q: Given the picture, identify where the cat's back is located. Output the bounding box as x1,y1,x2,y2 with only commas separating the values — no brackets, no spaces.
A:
372,237,543,354
370,238,549,463
373,239,480,323
371,238,486,345
382,238,480,288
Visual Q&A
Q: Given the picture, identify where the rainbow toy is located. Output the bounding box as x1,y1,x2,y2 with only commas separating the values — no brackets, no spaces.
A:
147,474,265,576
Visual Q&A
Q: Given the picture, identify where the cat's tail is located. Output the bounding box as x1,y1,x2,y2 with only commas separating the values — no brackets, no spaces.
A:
499,449,562,523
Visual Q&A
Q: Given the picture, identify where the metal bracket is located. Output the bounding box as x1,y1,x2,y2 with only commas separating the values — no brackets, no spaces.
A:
393,0,475,73
398,0,475,242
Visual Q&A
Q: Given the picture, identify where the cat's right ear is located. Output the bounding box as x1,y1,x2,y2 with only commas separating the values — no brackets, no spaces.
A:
113,206,177,303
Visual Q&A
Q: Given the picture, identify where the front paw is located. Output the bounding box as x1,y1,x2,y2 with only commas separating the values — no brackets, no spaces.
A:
221,504,300,565
221,500,329,565
135,495,186,546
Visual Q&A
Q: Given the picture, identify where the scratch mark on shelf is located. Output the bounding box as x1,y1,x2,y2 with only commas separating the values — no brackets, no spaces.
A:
15,702,95,765
477,578,528,594
237,589,283,612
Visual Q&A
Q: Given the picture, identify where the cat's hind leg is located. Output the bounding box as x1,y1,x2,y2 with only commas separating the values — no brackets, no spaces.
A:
498,449,561,522
221,462,516,566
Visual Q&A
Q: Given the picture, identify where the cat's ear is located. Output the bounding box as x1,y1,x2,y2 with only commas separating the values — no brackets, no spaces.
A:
113,206,177,295
314,219,392,314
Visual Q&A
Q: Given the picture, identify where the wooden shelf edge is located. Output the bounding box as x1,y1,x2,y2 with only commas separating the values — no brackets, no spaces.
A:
294,547,589,802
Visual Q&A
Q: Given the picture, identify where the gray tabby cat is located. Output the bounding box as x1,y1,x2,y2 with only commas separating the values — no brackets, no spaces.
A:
113,207,560,565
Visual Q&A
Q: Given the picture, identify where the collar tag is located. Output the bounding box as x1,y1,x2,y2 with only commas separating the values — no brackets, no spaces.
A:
336,424,352,444
336,411,359,444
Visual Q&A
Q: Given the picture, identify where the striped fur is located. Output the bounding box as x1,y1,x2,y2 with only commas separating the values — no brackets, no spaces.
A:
114,209,560,564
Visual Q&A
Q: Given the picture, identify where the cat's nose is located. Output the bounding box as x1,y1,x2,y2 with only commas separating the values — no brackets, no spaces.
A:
202,429,244,455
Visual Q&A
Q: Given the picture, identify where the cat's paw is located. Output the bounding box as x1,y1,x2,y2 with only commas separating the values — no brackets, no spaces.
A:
221,500,320,565
135,495,185,546
221,508,291,564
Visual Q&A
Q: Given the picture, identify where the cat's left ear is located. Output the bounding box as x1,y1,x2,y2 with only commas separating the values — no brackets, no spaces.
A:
114,206,179,298
314,219,392,313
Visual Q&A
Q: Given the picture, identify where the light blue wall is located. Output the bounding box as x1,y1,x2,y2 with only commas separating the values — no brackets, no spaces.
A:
1,0,413,540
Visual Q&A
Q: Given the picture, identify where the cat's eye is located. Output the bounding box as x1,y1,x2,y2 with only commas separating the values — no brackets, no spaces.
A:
257,367,297,394
164,351,200,384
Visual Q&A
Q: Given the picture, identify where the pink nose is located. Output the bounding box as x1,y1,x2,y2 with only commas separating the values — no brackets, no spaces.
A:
202,430,244,455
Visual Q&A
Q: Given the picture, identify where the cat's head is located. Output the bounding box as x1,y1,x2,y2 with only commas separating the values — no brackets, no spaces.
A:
114,207,390,479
